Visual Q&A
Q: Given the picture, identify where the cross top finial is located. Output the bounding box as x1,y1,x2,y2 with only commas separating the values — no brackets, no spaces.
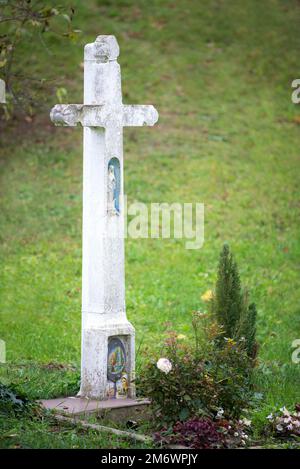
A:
84,35,120,62
51,35,158,128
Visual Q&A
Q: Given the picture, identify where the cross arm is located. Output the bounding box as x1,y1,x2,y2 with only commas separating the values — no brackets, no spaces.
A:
50,104,86,127
122,105,158,127
50,103,159,128
50,104,114,127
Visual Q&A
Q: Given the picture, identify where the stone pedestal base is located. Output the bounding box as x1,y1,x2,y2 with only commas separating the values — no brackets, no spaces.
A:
40,397,150,423
79,321,135,400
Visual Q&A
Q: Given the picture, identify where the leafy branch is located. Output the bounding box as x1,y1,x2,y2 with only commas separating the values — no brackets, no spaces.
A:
0,0,81,119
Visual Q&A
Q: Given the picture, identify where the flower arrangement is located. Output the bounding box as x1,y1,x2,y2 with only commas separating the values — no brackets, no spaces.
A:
266,405,300,437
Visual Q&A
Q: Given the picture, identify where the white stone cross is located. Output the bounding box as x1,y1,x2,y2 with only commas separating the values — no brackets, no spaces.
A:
50,35,158,399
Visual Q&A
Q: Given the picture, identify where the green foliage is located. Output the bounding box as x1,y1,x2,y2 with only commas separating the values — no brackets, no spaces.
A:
140,316,254,426
241,302,257,359
0,0,81,118
0,362,80,400
211,245,258,359
0,382,36,416
155,417,251,449
0,413,151,449
56,86,68,104
211,244,243,339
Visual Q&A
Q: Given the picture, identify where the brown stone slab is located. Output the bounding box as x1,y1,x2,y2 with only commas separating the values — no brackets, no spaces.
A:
39,396,150,418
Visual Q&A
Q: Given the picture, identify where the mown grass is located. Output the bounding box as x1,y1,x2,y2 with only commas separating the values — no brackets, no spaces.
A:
1,0,300,448
0,412,152,449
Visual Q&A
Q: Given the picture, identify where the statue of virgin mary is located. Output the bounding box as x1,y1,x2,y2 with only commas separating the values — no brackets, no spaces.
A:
107,164,117,215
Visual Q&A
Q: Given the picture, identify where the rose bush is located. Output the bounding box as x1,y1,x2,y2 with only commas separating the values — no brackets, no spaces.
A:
140,313,254,425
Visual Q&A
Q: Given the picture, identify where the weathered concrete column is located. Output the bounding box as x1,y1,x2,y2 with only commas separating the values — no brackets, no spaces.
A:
50,35,158,399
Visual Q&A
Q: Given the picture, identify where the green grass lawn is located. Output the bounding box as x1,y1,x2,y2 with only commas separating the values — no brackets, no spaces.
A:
0,0,300,448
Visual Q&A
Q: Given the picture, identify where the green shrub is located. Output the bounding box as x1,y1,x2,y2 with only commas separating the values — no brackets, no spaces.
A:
210,244,258,359
140,314,253,426
241,302,257,359
0,382,38,416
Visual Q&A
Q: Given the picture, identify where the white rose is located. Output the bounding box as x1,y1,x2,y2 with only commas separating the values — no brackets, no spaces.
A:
157,358,172,374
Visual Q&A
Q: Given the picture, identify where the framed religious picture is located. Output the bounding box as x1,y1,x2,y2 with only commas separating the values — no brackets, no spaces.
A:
107,337,128,399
